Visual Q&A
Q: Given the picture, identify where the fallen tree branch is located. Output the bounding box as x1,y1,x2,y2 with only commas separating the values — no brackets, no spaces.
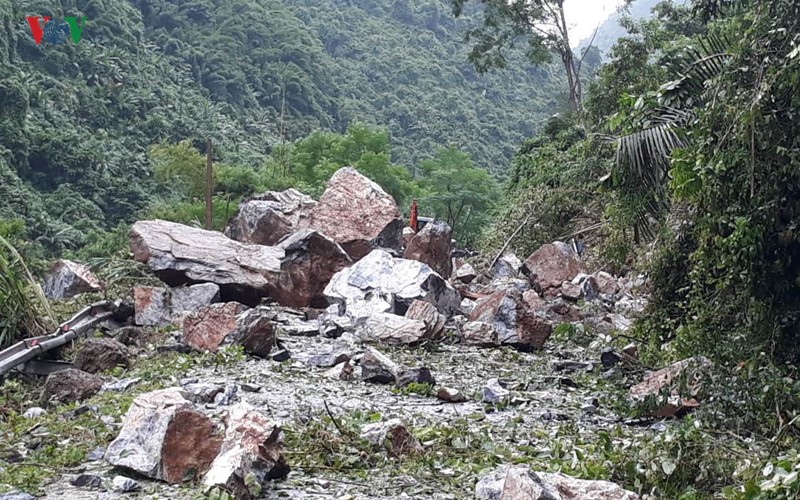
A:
486,212,533,275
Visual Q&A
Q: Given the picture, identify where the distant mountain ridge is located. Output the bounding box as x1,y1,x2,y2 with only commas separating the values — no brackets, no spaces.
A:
579,0,689,57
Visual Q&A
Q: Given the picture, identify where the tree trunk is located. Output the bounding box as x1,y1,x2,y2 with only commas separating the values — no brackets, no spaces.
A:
556,2,581,112
205,139,213,230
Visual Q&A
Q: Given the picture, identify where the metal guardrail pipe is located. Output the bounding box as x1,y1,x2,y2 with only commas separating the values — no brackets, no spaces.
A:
0,300,115,378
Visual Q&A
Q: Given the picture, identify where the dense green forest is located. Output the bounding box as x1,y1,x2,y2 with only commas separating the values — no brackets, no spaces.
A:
0,0,570,259
3,0,800,496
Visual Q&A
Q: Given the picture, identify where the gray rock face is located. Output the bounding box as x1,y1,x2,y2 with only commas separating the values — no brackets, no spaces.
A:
42,259,103,299
130,220,283,306
131,283,221,327
403,220,453,278
203,403,289,498
475,465,639,500
303,167,404,260
224,189,317,246
324,249,461,321
105,388,222,484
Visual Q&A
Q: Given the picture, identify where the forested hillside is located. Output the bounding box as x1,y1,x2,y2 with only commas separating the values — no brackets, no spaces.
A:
0,0,563,257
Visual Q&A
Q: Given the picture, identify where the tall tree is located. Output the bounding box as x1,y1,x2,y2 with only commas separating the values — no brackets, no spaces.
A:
451,0,584,111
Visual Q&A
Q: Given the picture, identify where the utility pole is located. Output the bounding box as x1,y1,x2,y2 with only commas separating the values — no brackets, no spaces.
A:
205,139,213,230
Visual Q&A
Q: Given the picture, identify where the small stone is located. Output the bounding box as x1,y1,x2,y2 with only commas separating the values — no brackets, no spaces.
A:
22,407,46,419
241,383,261,393
455,262,478,284
560,281,584,301
87,446,106,461
581,404,597,414
113,326,143,346
0,491,35,500
323,361,357,381
183,383,224,404
203,403,289,498
360,347,399,384
180,377,199,386
482,378,510,404
71,474,103,489
601,348,622,369
360,419,423,456
305,349,351,368
436,387,467,403
214,384,238,406
272,349,292,362
111,475,140,493
622,342,639,360
101,377,141,393
396,367,436,388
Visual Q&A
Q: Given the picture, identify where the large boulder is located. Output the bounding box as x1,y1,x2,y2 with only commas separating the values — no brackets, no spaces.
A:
303,167,403,259
403,220,453,278
105,388,222,484
271,229,352,308
134,283,220,327
324,250,461,321
74,338,130,374
404,300,446,340
182,302,248,353
522,242,584,296
462,321,499,347
130,220,282,306
476,465,639,500
224,189,316,246
355,313,429,345
42,260,103,299
45,369,103,404
203,403,289,499
469,291,552,350
182,303,278,357
131,220,348,309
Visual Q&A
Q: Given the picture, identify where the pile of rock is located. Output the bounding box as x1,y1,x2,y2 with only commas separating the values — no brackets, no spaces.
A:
104,388,288,498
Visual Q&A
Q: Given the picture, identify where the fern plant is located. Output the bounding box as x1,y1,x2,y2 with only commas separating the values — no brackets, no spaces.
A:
0,235,55,348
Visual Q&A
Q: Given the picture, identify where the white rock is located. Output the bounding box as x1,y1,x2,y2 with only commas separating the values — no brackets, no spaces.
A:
22,407,47,419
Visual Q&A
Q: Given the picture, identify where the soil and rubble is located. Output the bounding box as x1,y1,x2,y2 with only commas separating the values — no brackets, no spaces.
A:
0,168,703,499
